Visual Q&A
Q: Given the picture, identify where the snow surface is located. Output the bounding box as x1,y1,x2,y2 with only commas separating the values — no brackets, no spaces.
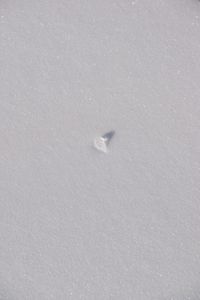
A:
1,0,200,299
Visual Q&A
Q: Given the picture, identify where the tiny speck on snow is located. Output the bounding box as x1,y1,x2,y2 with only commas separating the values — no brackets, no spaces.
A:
93,131,115,153
94,136,108,153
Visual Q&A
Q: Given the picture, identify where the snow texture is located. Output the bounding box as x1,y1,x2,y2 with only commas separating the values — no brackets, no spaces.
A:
1,0,200,299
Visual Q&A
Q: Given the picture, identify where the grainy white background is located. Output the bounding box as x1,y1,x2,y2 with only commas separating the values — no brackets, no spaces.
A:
0,0,200,299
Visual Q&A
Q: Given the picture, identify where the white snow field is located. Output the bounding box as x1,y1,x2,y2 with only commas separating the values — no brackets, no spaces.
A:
1,0,200,299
